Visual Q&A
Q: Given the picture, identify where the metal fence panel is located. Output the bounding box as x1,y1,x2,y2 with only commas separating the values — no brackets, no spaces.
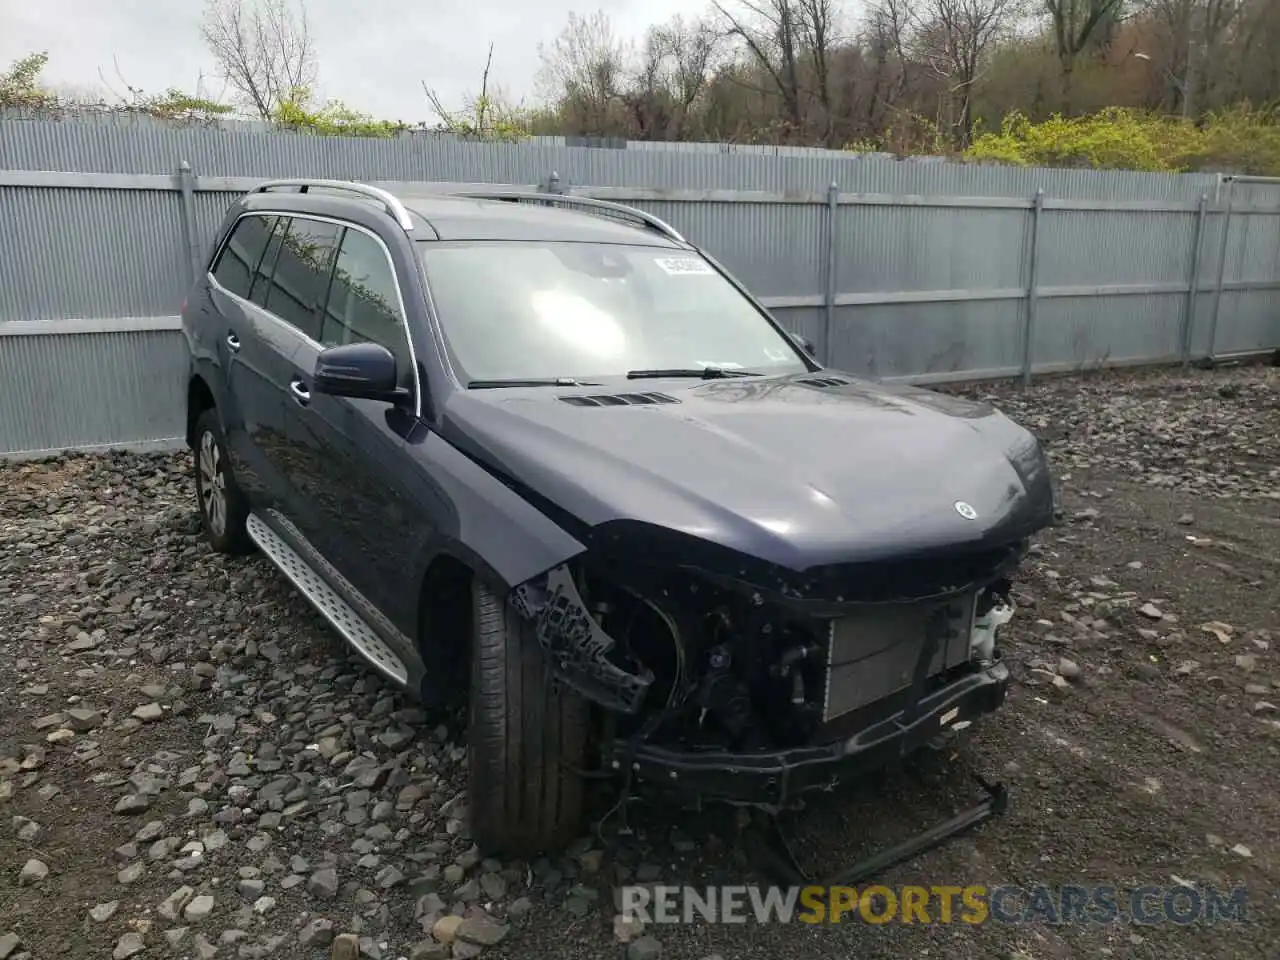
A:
0,326,186,456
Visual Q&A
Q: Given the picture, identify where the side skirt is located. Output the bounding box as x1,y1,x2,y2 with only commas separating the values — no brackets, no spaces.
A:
246,512,414,687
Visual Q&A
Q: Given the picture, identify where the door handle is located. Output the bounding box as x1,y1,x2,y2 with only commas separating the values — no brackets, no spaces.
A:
290,379,311,404
226,333,241,351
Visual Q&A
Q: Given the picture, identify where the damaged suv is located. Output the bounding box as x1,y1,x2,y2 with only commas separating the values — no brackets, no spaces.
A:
182,179,1054,859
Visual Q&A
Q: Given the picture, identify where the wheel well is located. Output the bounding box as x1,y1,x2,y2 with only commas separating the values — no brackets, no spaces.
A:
417,554,475,699
187,376,216,449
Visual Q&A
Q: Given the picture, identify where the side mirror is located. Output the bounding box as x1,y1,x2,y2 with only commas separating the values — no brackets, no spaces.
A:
788,331,817,357
313,342,408,404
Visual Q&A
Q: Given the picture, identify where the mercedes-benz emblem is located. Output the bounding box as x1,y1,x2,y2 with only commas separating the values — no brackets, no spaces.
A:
954,501,978,520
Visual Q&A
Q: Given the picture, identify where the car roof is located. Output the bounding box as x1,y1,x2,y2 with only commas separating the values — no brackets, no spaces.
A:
399,194,685,247
236,186,685,249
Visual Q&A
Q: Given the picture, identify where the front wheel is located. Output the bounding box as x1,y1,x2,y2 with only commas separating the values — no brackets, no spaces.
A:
466,578,589,857
192,409,253,555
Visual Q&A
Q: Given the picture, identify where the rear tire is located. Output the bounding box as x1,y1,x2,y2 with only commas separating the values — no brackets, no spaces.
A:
467,578,589,857
193,409,253,555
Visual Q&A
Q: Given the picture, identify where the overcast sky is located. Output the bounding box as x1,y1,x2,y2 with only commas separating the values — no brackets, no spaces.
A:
0,0,706,122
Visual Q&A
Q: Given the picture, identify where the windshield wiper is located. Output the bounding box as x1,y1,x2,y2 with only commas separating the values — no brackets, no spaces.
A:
467,377,600,389
626,367,760,380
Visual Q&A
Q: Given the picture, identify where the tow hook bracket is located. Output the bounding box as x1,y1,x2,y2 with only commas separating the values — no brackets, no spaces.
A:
749,774,1009,887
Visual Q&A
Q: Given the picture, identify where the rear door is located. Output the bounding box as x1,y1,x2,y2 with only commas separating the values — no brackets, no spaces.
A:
206,212,291,507
282,223,424,635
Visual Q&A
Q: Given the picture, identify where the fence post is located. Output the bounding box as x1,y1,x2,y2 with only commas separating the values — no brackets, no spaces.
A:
1206,177,1236,363
544,170,563,194
1021,189,1044,386
823,181,839,365
177,161,200,289
1180,192,1209,367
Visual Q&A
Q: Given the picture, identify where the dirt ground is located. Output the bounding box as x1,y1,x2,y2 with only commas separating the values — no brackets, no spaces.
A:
2,363,1278,960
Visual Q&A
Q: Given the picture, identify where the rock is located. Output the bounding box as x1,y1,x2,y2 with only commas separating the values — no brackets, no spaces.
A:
113,932,145,959
300,918,335,947
1231,844,1252,857
627,935,663,960
19,859,48,885
159,885,195,921
164,928,189,947
132,703,164,722
452,942,484,959
114,794,151,815
479,872,507,900
1057,657,1081,680
1139,603,1164,620
238,878,265,899
184,894,215,921
67,708,103,731
1245,683,1269,695
1253,701,1277,714
431,915,464,944
458,916,510,946
1177,513,1195,525
118,862,146,884
1235,655,1258,671
252,895,277,915
330,933,360,960
90,901,119,922
193,933,218,959
0,934,20,960
1201,622,1234,644
308,867,340,900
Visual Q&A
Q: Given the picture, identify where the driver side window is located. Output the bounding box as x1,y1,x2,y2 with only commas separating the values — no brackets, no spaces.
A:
321,228,412,386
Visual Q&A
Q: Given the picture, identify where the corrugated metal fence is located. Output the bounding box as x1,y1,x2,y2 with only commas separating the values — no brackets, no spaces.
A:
2,115,1279,458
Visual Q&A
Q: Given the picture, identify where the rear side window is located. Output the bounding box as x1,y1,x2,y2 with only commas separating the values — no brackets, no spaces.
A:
264,217,341,341
321,229,412,384
211,215,277,298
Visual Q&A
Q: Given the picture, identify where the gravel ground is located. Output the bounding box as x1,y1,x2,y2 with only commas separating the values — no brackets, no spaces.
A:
2,363,1279,960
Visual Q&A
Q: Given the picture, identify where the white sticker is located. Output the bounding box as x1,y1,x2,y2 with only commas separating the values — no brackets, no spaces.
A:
696,360,744,369
654,256,714,276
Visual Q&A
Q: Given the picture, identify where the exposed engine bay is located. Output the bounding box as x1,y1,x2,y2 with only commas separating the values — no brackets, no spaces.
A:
512,540,1024,763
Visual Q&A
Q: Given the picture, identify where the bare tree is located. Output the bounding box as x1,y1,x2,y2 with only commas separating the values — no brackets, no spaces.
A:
913,0,1022,143
200,0,317,119
536,11,631,134
862,0,916,134
713,0,807,139
652,16,722,138
1043,0,1126,110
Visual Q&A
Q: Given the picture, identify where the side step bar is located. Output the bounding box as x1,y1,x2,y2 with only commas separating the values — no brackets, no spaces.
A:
245,513,409,685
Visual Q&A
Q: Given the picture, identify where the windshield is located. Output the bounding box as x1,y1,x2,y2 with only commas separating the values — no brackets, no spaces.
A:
417,241,810,383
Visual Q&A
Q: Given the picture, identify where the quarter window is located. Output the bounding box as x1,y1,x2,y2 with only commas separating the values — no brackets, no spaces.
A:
264,217,341,341
321,229,412,384
211,214,277,299
248,217,286,307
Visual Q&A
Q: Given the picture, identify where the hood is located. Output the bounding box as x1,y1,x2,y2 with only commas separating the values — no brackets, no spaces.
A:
441,372,1054,572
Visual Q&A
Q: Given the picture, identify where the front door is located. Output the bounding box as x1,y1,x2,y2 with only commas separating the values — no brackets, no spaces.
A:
281,223,425,639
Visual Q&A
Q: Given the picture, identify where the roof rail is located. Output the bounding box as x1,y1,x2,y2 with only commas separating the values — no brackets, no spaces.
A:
454,190,686,244
251,179,415,232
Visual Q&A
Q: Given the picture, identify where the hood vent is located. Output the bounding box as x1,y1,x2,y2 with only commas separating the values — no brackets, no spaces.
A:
797,376,849,388
559,391,680,408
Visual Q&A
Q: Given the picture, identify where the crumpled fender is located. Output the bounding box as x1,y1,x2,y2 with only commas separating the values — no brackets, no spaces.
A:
512,564,654,714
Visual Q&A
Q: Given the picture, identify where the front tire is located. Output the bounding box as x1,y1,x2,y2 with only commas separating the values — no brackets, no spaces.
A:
467,578,589,857
193,409,252,555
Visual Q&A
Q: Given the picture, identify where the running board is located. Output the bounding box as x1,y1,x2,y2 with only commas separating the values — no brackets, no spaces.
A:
246,513,409,685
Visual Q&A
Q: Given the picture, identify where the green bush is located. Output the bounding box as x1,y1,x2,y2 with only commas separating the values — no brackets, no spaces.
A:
965,107,1280,175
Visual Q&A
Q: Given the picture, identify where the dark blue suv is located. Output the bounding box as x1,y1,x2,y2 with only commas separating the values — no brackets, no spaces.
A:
182,179,1054,862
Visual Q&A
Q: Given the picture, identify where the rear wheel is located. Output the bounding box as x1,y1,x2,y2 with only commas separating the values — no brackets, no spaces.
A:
193,409,253,555
467,578,589,856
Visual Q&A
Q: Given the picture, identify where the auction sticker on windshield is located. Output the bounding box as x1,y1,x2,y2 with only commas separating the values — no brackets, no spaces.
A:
654,257,714,276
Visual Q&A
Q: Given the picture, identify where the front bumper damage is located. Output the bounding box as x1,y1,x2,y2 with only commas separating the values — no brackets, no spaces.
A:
615,659,1009,809
511,550,1021,884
